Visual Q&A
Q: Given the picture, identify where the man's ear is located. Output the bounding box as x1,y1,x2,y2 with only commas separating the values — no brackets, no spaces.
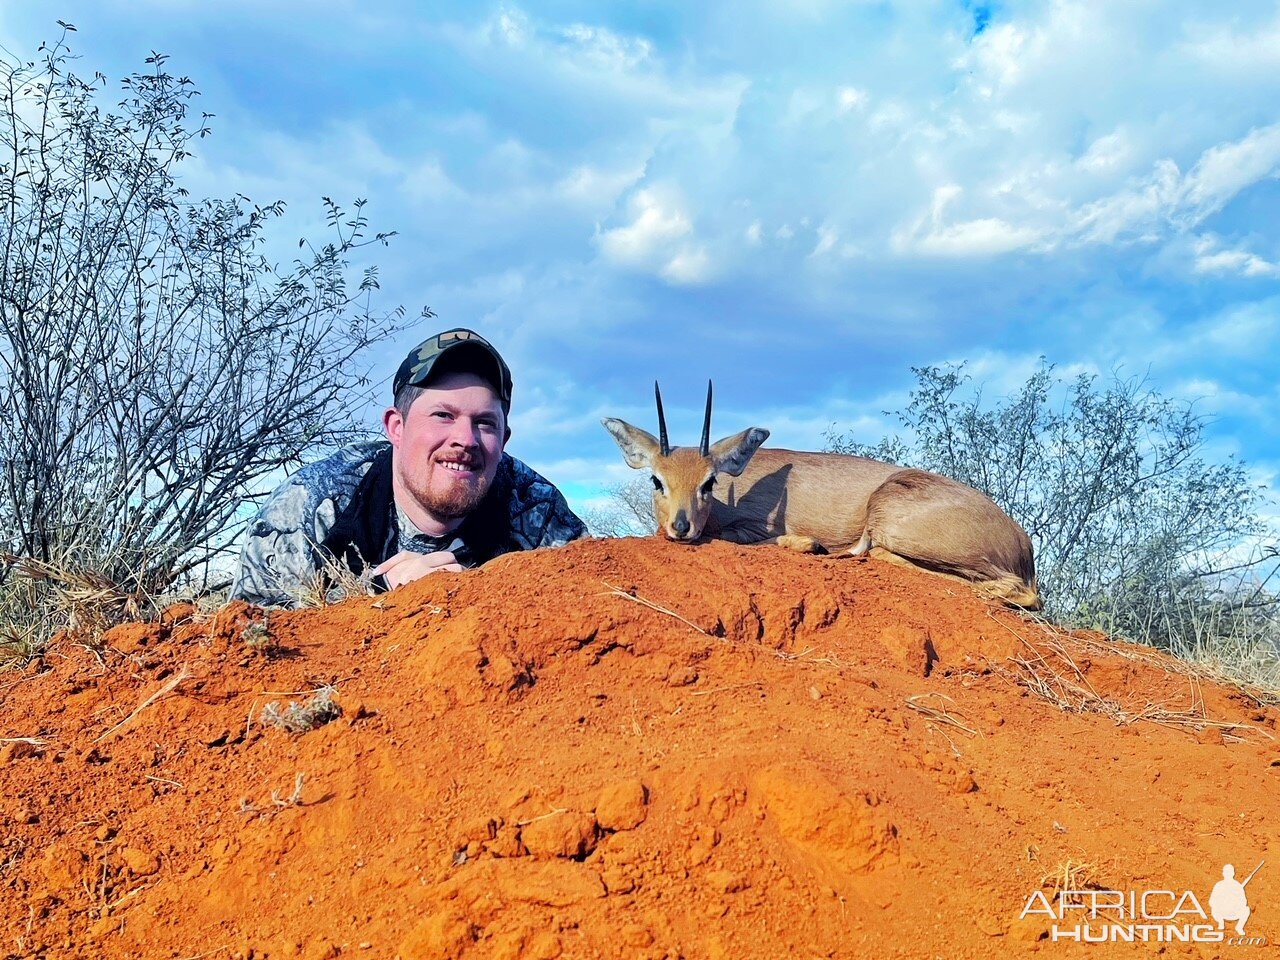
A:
709,427,769,477
601,418,661,470
383,406,405,446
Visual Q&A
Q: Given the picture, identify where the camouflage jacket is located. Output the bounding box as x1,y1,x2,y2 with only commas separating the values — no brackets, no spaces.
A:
229,439,586,607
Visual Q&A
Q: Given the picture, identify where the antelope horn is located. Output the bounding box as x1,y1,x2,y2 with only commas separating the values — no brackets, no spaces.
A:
654,381,670,456
700,380,713,457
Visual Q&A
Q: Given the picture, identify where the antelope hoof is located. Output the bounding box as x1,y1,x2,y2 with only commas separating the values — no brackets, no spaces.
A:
778,535,827,554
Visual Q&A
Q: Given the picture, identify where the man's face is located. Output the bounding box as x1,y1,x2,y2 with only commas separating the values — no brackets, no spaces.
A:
383,371,507,523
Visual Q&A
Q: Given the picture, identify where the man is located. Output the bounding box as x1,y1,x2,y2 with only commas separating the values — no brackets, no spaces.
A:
230,328,586,607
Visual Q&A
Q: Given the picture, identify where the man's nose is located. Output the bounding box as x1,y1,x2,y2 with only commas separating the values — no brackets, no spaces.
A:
447,417,480,446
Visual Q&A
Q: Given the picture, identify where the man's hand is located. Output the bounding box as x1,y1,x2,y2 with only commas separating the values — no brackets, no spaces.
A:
372,550,464,589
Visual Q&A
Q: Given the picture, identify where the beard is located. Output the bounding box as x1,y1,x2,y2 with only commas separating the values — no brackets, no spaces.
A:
404,459,494,521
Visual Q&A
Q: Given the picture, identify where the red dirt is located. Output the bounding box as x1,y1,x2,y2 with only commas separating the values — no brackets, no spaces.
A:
1,538,1277,959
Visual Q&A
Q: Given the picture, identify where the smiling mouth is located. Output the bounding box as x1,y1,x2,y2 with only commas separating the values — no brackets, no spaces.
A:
438,459,480,474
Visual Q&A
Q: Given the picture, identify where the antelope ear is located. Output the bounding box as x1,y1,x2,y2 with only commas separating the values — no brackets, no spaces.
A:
710,427,769,477
601,418,661,470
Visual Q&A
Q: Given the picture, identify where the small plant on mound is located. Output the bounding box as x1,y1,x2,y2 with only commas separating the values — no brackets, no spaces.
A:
239,772,308,817
240,614,278,657
260,686,342,733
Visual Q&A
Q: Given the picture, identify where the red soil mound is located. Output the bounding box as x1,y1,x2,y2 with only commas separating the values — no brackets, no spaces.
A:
1,538,1277,959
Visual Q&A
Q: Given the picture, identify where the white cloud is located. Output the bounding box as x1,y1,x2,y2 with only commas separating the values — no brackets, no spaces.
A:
961,22,1040,91
810,224,838,257
490,6,529,47
1199,301,1280,355
1168,378,1269,421
597,185,714,284
597,187,692,263
1070,159,1182,244
894,184,1043,257
1064,124,1280,247
402,157,465,203
556,163,645,209
660,247,711,284
1185,14,1280,72
1193,235,1280,279
1179,124,1280,224
1076,131,1132,174
467,3,746,117
559,23,654,71
904,216,1043,257
837,86,868,111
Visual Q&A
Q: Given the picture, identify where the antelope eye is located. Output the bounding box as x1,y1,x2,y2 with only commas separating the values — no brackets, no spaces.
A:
651,475,664,492
699,477,715,496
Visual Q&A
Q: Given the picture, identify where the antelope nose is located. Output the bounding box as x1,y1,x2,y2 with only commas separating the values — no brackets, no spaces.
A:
672,516,691,538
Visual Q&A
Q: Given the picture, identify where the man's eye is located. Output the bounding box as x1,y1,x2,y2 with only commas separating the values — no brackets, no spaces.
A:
432,410,452,420
651,475,664,492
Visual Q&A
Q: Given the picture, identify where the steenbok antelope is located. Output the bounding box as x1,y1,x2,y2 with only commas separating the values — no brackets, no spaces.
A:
602,382,1041,610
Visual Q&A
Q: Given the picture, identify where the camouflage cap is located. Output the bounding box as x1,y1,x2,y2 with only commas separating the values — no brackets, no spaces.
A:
392,328,513,413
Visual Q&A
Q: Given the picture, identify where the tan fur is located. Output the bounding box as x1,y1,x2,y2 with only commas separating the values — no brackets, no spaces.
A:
717,453,1041,609
601,418,1042,611
653,447,719,540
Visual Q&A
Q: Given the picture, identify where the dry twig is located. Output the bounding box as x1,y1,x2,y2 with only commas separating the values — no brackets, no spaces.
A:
516,807,569,827
1040,859,1102,903
905,693,981,737
94,667,190,742
600,581,709,636
272,773,306,807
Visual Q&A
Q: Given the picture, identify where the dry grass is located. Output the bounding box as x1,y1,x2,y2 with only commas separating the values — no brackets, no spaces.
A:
2,552,152,620
271,772,307,807
0,550,231,666
1040,859,1105,903
987,613,1274,742
0,553,154,664
1057,577,1280,703
293,540,376,608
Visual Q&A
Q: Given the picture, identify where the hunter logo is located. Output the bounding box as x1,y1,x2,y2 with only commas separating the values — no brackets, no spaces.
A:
1019,860,1267,945
1211,862,1263,936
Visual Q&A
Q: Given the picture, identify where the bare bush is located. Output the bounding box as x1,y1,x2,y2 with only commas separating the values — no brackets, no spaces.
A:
584,477,658,537
0,29,418,655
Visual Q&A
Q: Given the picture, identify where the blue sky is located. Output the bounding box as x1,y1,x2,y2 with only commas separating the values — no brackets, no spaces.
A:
3,1,1279,521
